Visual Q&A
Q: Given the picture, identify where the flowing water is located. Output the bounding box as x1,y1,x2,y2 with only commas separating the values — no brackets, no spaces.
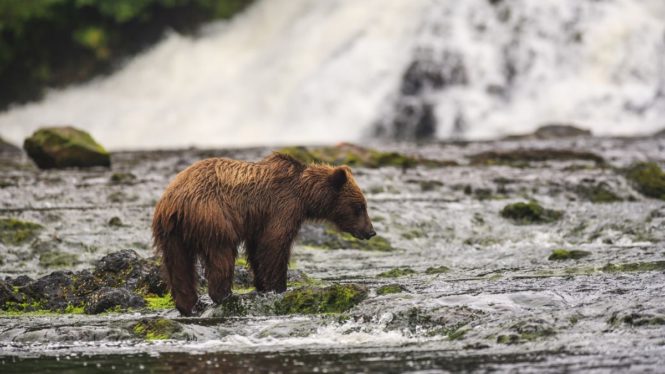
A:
1,136,665,372
0,0,663,148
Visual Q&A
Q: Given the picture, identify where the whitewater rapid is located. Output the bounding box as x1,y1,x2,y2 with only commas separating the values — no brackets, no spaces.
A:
0,0,663,149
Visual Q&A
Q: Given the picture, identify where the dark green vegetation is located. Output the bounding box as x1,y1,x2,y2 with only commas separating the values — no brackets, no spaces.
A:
548,249,591,261
0,218,42,245
625,162,665,200
469,148,604,167
575,183,622,203
376,284,406,295
277,143,455,169
425,266,450,274
0,0,252,109
377,268,417,278
601,261,665,273
275,284,368,315
23,127,110,169
500,201,562,224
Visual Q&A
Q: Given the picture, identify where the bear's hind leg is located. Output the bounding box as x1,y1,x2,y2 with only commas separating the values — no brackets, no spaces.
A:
202,247,236,304
160,239,198,316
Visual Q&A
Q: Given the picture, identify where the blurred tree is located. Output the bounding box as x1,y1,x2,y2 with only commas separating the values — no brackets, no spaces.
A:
0,0,252,110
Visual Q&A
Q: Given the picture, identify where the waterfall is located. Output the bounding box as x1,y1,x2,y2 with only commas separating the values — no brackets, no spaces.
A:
0,0,663,149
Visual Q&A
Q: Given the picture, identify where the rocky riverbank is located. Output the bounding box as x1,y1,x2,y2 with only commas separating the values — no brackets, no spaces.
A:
1,130,665,372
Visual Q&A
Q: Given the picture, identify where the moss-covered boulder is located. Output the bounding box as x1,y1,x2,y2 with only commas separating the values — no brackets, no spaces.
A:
132,318,183,340
23,126,110,169
625,162,665,200
84,287,145,314
575,183,622,203
38,250,79,268
500,201,562,224
277,143,454,169
0,218,42,245
548,249,591,261
425,266,450,274
275,284,368,315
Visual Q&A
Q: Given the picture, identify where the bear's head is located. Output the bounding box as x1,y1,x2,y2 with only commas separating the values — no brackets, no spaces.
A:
326,166,376,240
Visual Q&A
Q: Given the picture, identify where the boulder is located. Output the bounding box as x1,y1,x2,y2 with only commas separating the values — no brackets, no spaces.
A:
84,287,145,314
23,126,110,169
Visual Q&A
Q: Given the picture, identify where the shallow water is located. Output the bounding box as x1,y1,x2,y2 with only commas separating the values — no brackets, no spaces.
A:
1,137,665,372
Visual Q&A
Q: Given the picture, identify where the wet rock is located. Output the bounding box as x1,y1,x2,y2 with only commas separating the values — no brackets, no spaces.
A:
277,143,454,169
376,284,406,295
275,284,368,315
0,218,43,246
22,271,77,311
299,224,395,251
84,287,145,314
131,317,184,340
23,126,111,169
625,162,665,200
500,201,562,224
108,216,124,227
7,275,33,288
0,280,18,306
212,283,368,317
497,320,556,344
469,148,604,166
548,249,591,261
601,261,665,273
93,249,166,295
608,309,665,327
505,124,592,140
377,268,417,278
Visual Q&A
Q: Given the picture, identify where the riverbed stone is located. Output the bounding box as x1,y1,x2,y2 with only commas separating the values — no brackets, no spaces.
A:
84,287,145,314
23,126,110,169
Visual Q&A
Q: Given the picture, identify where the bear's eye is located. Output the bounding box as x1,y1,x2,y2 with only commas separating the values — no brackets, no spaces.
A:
354,204,365,216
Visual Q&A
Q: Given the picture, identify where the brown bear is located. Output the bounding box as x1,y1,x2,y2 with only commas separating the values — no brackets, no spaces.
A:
152,152,375,316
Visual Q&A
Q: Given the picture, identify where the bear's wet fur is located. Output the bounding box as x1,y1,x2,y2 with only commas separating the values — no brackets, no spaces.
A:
152,153,375,316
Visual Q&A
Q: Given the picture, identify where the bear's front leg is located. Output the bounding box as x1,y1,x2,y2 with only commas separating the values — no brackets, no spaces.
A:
248,223,298,293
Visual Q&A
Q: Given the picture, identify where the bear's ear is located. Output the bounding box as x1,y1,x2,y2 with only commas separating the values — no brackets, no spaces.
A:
329,167,348,190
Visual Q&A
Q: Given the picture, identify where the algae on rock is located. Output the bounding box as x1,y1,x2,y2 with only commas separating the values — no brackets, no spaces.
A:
625,162,665,200
500,201,562,224
0,218,42,245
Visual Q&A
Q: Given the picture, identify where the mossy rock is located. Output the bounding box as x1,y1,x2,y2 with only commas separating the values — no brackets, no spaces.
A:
625,162,665,200
377,267,417,278
548,249,591,261
469,148,604,166
376,284,406,295
277,143,454,169
601,261,665,273
38,251,79,268
110,172,136,184
0,218,43,245
575,183,622,203
425,266,450,274
23,126,110,169
132,318,183,340
275,284,368,315
500,201,562,224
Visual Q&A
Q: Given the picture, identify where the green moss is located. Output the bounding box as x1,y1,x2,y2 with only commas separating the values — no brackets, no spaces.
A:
110,172,136,184
63,304,85,314
0,218,42,245
376,284,405,295
625,162,665,200
447,328,468,341
276,144,451,169
548,249,591,261
425,266,451,274
377,268,417,278
275,284,367,315
145,294,174,310
234,257,248,267
576,183,622,203
132,318,182,341
601,261,665,273
470,148,605,167
38,251,79,268
401,228,427,240
500,201,562,224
